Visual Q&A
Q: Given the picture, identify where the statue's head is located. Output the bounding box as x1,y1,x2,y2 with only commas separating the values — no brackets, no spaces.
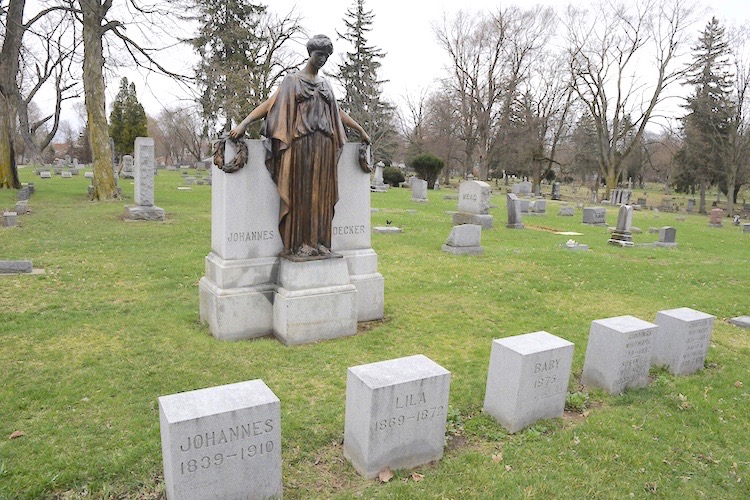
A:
306,35,334,56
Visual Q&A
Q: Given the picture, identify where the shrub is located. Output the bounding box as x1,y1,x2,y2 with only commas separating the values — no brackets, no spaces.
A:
382,166,405,187
408,154,444,189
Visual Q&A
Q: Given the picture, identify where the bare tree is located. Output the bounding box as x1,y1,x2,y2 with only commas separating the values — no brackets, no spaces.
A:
153,104,204,165
563,0,698,200
726,26,750,216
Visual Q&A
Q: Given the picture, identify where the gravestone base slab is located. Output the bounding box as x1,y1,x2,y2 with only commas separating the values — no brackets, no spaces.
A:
124,205,165,221
708,223,723,228
273,257,358,345
506,223,524,229
728,316,750,328
337,249,384,322
607,231,633,247
442,244,483,255
199,277,275,341
204,252,279,290
0,260,33,273
654,242,678,248
452,212,493,229
373,226,402,234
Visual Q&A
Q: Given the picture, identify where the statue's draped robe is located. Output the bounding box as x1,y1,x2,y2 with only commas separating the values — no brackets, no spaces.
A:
262,72,347,256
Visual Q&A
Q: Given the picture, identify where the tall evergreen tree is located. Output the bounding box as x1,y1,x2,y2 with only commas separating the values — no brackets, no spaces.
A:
334,0,397,164
108,77,148,157
675,17,735,214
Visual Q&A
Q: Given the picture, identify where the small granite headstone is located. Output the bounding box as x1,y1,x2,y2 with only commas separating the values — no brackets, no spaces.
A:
40,171,51,179
442,224,483,255
84,172,94,178
158,380,282,500
344,355,451,479
656,226,677,247
558,206,575,216
483,331,574,433
652,308,715,375
373,226,402,234
61,171,72,178
411,178,428,202
511,181,532,195
582,207,606,225
581,315,657,395
530,199,547,214
15,200,28,215
518,199,530,213
120,154,135,179
607,205,634,247
742,223,750,234
551,182,561,201
2,211,17,227
709,208,723,227
452,180,493,229
506,193,524,229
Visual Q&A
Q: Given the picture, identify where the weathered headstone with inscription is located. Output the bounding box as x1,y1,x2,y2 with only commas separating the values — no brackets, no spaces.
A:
344,355,451,479
582,315,657,394
483,331,574,433
411,178,428,202
582,207,606,225
607,205,634,247
121,154,134,179
124,137,165,221
652,308,715,375
512,181,532,195
158,379,282,500
452,180,493,229
558,206,575,216
709,207,723,227
442,224,483,255
506,194,524,229
2,211,17,227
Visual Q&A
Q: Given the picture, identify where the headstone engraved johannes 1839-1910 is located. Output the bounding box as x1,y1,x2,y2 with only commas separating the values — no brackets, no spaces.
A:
652,308,715,375
581,315,657,395
344,355,451,479
158,379,282,500
483,331,574,433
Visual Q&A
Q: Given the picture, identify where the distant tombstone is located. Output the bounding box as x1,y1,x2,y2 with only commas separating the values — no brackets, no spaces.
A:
2,211,18,227
121,155,135,179
687,199,696,213
15,200,28,215
728,316,750,328
158,379,282,500
483,331,574,433
442,224,483,255
530,199,546,214
652,308,715,375
185,176,196,185
558,206,575,217
656,226,677,247
506,193,524,229
708,208,723,227
373,226,402,233
27,182,34,195
518,199,530,213
411,178,428,202
344,355,451,479
84,172,94,178
194,161,206,170
0,260,33,273
61,171,72,178
371,162,388,192
582,207,606,225
17,187,30,201
607,205,634,247
166,165,177,171
124,137,165,221
743,223,750,234
551,182,561,201
637,197,647,207
452,180,493,229
511,181,532,195
581,315,657,394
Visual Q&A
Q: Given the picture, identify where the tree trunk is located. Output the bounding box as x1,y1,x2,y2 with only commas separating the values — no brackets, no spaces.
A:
0,95,21,189
726,170,736,217
699,181,707,214
81,0,118,200
0,0,25,189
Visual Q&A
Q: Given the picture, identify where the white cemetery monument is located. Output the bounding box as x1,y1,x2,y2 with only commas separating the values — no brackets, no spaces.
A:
124,137,165,221
371,161,388,192
452,180,493,229
158,380,282,500
652,308,715,375
344,355,451,479
483,332,574,433
582,315,657,395
199,140,384,343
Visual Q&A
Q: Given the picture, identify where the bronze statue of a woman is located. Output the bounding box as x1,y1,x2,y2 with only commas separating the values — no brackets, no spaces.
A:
229,34,370,259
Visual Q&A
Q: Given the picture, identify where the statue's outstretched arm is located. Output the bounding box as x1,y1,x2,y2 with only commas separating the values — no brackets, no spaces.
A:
340,110,370,144
229,90,279,139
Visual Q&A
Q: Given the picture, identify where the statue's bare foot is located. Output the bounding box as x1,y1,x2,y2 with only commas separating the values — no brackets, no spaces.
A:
296,244,316,257
317,244,331,255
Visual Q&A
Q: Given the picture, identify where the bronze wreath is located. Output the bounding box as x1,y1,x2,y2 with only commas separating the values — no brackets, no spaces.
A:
213,135,248,173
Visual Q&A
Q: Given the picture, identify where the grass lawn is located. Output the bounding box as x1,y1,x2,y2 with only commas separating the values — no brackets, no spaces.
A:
1,168,749,499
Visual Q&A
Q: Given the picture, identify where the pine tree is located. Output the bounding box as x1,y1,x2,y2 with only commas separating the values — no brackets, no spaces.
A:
108,77,148,157
676,17,735,214
334,0,398,164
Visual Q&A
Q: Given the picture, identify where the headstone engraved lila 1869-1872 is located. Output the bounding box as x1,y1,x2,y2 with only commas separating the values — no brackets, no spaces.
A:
483,331,574,433
652,308,715,375
581,315,657,395
452,180,493,229
158,380,282,500
344,355,451,479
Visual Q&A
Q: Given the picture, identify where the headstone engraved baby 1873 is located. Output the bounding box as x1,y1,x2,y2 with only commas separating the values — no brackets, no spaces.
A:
158,379,282,500
652,308,715,375
483,331,574,433
452,180,493,229
344,355,451,479
581,315,657,395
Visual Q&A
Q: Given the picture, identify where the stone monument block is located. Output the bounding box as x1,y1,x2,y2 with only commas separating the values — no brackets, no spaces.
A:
453,181,493,229
518,199,530,213
511,181,532,195
40,171,51,179
411,178,428,202
2,211,17,227
582,207,606,225
709,208,723,227
607,205,634,247
483,331,574,433
743,223,750,234
158,380,282,500
729,316,750,328
530,199,547,214
581,315,657,394
442,224,483,255
0,260,33,273
506,193,524,229
656,226,677,247
121,154,134,179
558,206,575,216
344,355,451,479
652,308,715,375
124,137,165,221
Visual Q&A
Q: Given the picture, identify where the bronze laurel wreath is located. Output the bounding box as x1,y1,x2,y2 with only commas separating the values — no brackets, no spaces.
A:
213,135,248,173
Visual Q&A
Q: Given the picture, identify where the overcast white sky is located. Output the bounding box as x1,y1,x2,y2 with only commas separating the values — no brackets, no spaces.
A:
47,0,750,129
